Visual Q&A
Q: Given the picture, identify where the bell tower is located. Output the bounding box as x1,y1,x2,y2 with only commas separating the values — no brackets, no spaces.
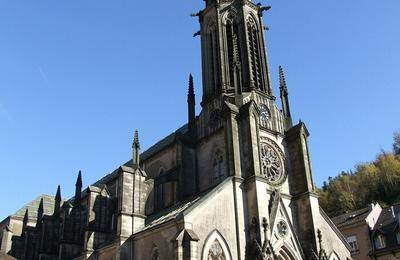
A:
196,0,273,105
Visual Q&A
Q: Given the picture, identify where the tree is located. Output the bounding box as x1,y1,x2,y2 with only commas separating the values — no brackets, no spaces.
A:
319,132,400,217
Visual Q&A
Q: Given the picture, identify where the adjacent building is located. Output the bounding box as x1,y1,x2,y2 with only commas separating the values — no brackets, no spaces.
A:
333,203,400,260
0,0,352,259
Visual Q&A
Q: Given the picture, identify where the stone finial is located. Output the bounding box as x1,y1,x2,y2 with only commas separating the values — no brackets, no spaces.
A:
132,130,140,169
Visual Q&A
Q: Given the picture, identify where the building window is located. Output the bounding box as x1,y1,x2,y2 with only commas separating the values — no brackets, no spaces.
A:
374,234,386,249
346,235,358,254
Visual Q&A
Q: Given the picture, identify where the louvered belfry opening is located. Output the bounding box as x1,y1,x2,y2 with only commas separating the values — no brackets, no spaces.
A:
226,14,243,93
207,25,220,95
247,16,264,92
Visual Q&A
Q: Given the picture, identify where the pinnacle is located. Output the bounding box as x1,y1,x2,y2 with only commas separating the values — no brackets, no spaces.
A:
38,198,44,213
279,66,287,90
133,130,140,148
188,74,195,96
76,170,83,187
23,208,29,223
55,185,61,201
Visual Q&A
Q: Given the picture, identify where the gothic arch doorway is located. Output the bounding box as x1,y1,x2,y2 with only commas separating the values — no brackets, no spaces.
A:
202,230,232,260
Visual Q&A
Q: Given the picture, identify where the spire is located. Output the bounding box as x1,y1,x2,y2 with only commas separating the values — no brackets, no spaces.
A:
23,208,29,230
132,130,140,169
279,66,292,128
54,185,61,217
187,74,196,131
75,171,82,206
37,198,44,228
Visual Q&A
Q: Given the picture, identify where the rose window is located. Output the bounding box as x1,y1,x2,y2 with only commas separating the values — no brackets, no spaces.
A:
261,143,285,185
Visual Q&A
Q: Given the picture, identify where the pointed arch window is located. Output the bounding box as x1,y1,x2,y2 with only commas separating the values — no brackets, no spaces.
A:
212,150,225,184
208,24,220,95
247,17,264,91
226,14,243,92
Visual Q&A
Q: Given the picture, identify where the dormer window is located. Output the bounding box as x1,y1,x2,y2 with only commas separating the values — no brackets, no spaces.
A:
374,234,386,249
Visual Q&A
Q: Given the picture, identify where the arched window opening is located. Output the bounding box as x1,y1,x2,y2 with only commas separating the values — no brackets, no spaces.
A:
208,25,220,95
226,14,242,92
212,150,225,185
247,17,264,91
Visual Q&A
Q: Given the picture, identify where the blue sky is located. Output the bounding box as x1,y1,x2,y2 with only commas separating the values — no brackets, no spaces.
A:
0,0,399,219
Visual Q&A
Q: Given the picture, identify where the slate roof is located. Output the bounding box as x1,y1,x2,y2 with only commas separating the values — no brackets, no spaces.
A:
372,204,400,232
13,194,57,220
332,206,372,228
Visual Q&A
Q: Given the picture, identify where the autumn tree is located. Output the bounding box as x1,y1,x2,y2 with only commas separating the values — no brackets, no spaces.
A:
319,132,400,217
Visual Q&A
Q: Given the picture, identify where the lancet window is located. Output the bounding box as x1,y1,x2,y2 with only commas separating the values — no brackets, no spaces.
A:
247,17,264,91
226,14,243,92
208,24,220,95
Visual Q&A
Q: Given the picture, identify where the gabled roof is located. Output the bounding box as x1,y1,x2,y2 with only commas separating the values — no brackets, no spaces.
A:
372,204,400,233
332,206,372,228
137,178,231,234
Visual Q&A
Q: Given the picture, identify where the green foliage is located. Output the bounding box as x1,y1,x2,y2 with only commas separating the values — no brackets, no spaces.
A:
319,134,400,217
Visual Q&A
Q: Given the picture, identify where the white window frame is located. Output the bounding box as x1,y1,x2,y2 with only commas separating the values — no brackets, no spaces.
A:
374,234,386,249
346,235,358,253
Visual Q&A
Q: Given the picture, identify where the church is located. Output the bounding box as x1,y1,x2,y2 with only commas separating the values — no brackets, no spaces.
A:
0,0,352,259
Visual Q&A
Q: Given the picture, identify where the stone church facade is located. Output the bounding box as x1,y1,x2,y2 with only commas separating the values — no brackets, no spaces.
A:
1,0,352,259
